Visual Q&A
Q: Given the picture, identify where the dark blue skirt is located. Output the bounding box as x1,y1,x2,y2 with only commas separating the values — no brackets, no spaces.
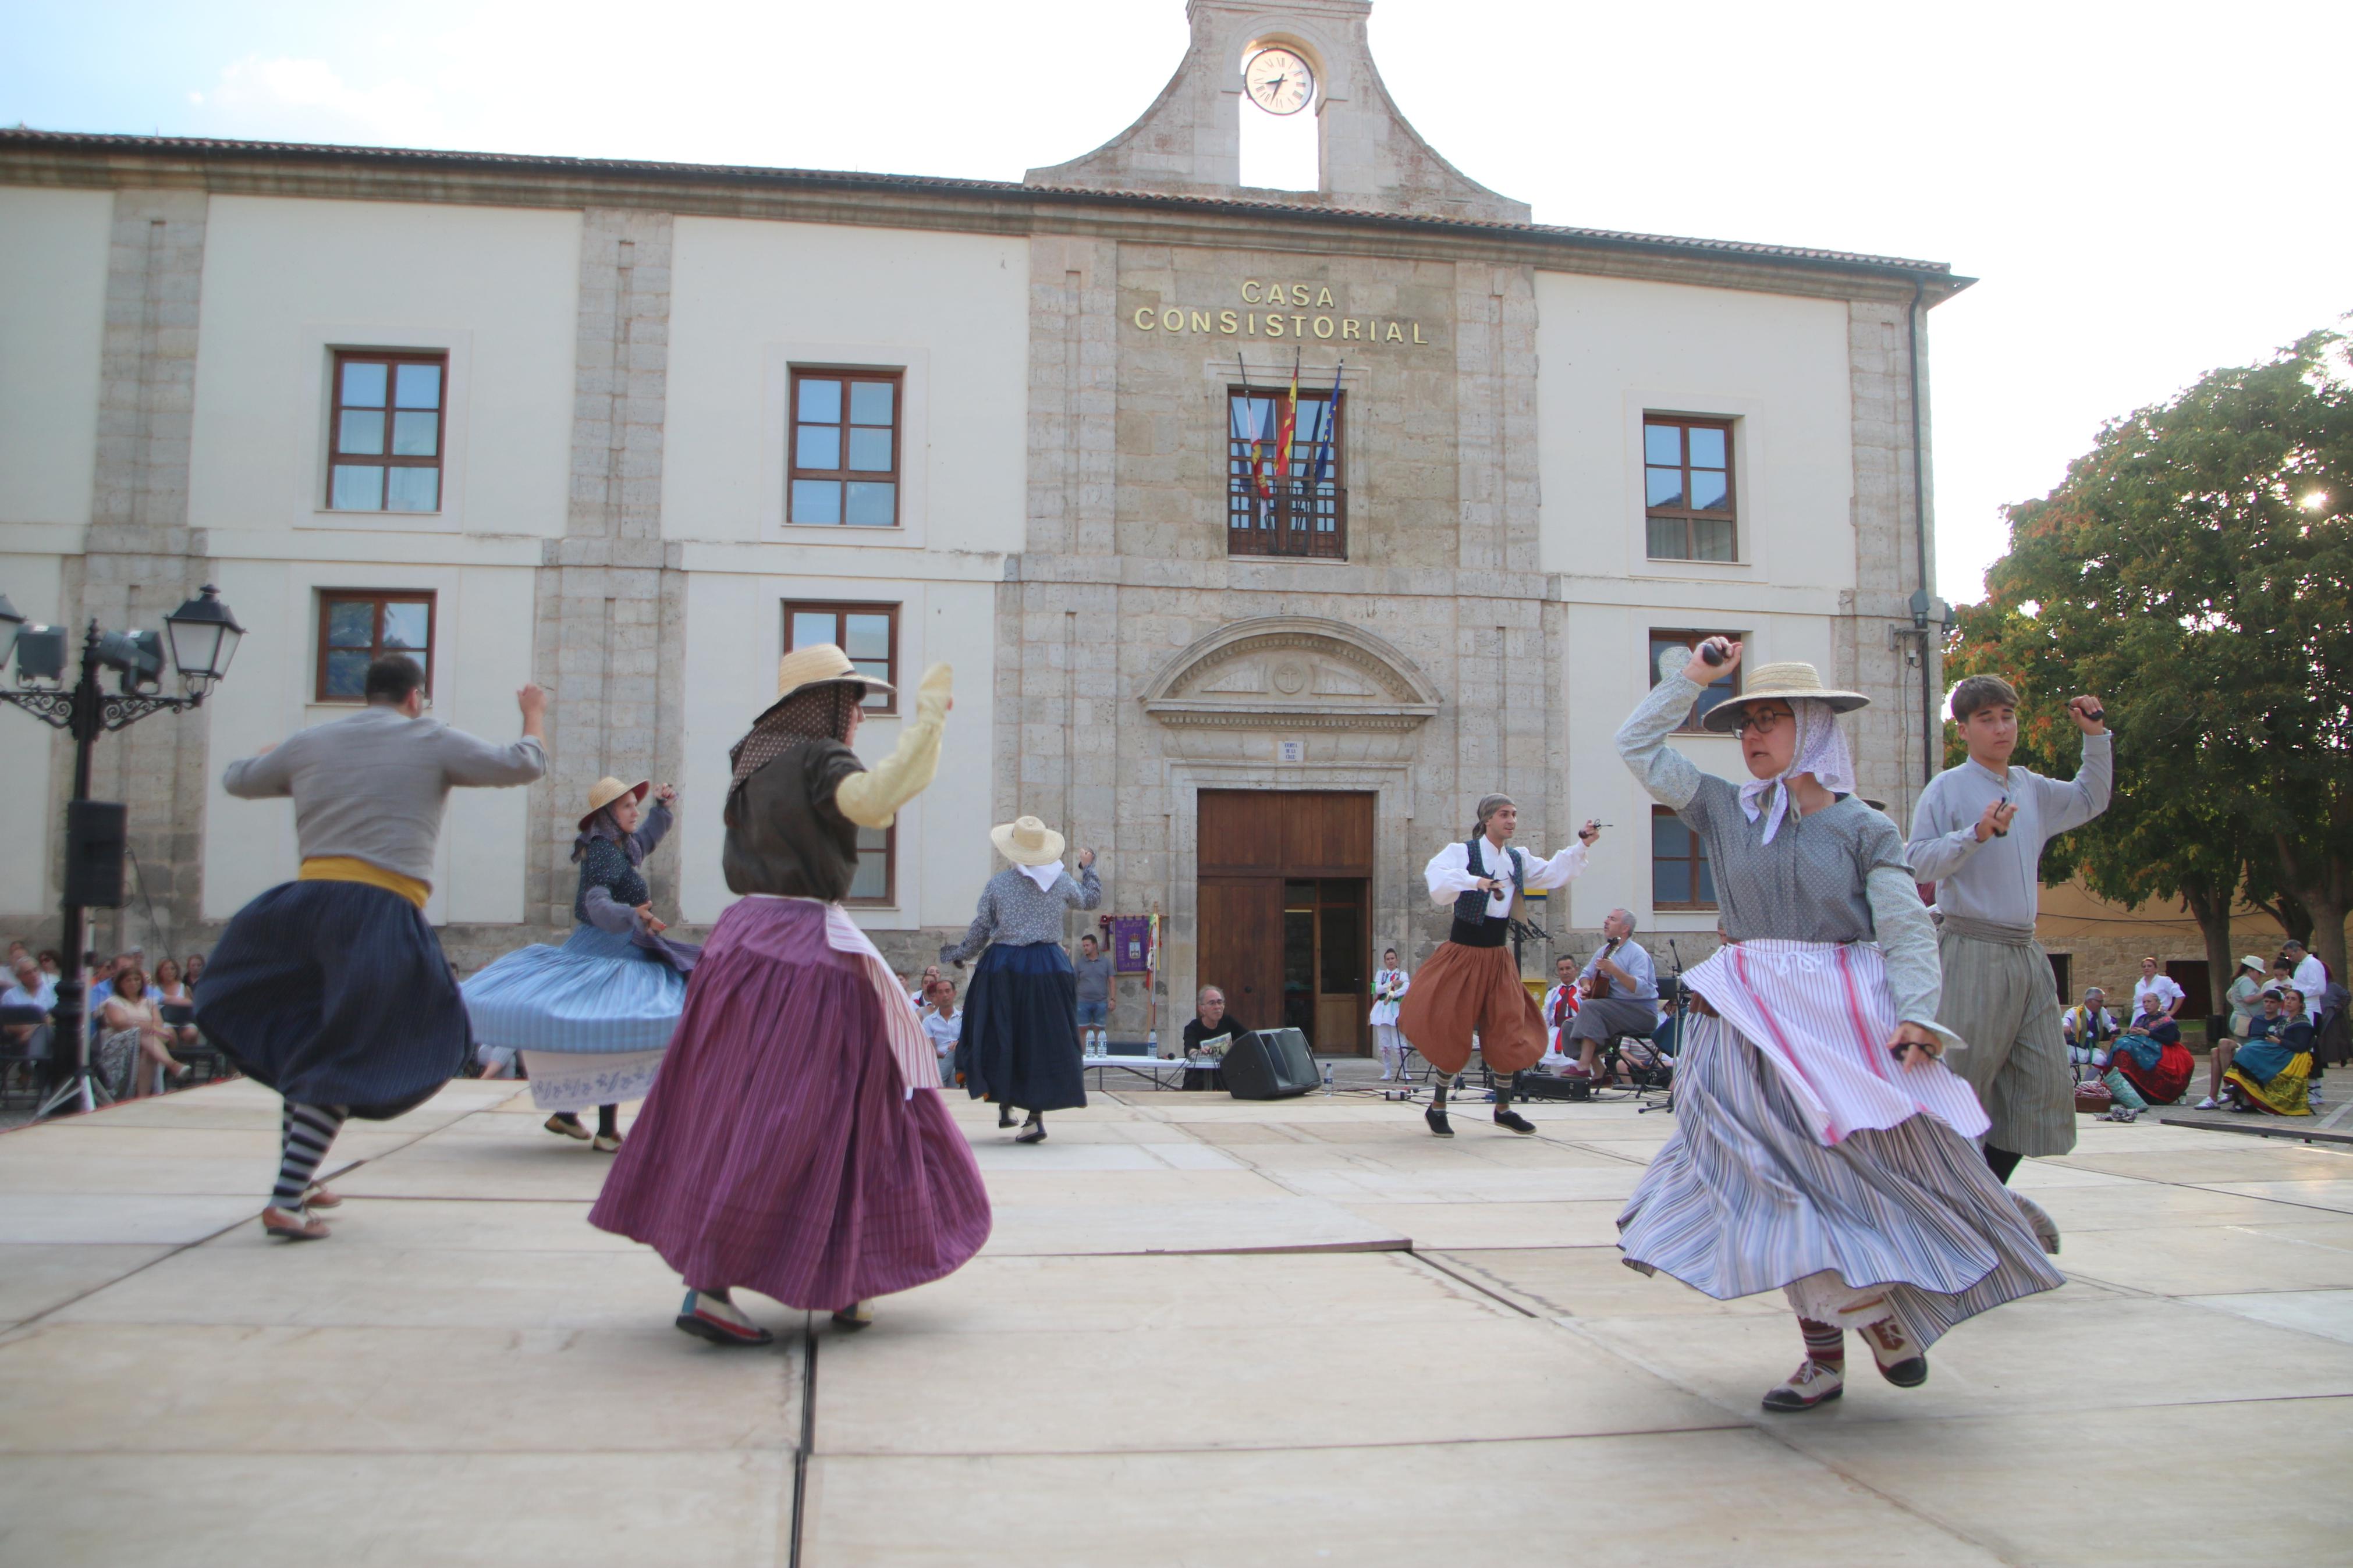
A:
956,941,1086,1114
194,880,469,1120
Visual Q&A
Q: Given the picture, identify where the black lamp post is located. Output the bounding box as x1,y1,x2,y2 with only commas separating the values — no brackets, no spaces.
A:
0,585,244,1118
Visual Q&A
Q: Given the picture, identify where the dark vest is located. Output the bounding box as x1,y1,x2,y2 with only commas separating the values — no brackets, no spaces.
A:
573,837,649,926
1450,836,1525,948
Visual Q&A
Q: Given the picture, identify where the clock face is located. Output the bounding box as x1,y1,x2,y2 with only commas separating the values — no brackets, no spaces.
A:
1244,48,1314,115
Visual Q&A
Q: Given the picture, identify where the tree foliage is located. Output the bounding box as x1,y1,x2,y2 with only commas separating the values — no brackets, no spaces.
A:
1943,328,2353,989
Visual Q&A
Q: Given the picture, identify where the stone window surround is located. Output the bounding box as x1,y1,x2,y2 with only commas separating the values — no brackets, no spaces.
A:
760,342,932,549
1615,392,1772,582
294,323,476,535
315,586,436,704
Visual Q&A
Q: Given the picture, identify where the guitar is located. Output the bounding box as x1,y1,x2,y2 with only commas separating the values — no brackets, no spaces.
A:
1581,937,1624,1000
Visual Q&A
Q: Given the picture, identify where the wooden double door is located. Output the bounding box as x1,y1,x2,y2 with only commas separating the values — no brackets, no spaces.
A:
1198,791,1375,1055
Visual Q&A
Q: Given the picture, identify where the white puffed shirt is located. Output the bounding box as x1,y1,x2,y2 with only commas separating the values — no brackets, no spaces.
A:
1422,837,1589,917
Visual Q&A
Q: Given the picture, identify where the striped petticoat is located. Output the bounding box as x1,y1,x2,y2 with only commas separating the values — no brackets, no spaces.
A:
462,924,692,1111
1619,941,2063,1347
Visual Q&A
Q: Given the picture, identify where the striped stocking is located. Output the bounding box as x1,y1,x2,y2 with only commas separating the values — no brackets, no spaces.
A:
271,1102,349,1213
1799,1315,1845,1370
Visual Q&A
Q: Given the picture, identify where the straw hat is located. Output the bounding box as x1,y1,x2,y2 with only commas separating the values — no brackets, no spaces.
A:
749,643,893,727
990,815,1066,866
1701,662,1871,733
579,777,649,831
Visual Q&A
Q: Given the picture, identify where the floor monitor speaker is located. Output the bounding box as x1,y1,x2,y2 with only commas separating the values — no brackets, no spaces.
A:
1225,1027,1317,1100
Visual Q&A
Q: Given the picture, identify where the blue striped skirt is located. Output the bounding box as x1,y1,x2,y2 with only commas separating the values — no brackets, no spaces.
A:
1619,1011,2064,1350
194,880,468,1120
461,924,688,1057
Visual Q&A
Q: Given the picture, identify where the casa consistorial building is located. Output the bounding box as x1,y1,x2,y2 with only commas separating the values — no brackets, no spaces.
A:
0,0,1962,1054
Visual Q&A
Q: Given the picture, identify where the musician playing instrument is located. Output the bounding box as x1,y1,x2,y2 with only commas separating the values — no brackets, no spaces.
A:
1563,908,1660,1081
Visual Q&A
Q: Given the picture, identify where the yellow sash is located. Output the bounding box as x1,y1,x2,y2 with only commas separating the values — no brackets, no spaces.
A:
299,856,430,911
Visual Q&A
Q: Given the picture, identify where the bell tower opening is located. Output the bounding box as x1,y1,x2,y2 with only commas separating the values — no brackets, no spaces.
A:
1237,38,1321,192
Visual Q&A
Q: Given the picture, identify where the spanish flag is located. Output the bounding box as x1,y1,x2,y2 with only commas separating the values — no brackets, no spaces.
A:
1273,359,1300,485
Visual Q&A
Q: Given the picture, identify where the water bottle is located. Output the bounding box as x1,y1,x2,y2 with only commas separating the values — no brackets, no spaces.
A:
1147,1028,1158,1058
1322,1063,1335,1094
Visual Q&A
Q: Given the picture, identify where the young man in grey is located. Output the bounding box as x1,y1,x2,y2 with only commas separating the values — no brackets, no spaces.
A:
1073,933,1114,1053
198,655,547,1239
1906,674,2110,1192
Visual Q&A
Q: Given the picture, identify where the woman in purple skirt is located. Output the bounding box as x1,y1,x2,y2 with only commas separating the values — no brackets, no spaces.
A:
589,646,989,1344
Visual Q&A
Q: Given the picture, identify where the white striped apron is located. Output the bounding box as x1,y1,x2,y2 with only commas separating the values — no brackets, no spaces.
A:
1685,939,1989,1146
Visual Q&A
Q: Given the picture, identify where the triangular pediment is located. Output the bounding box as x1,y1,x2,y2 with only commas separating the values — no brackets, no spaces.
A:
1141,615,1441,734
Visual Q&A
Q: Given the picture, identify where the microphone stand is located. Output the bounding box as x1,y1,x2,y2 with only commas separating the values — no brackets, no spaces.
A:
1640,938,1688,1114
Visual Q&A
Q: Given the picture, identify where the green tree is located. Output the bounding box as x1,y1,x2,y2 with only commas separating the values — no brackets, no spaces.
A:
1946,328,2353,997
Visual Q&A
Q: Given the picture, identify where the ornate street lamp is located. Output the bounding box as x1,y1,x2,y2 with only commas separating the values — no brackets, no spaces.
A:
0,584,247,1117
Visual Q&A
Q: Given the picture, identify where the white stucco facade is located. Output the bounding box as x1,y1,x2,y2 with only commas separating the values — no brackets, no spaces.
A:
0,0,1959,1041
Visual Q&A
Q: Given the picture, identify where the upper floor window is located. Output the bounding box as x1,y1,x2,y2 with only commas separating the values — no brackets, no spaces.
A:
790,369,901,528
1648,629,1745,733
783,600,899,714
1652,805,1716,911
1227,386,1346,559
847,823,896,906
317,590,434,702
1644,415,1734,561
329,351,446,513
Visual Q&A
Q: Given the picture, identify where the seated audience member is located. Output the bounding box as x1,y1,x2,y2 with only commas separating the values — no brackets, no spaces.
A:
921,979,963,1087
1180,986,1250,1091
37,949,62,979
2,953,56,1053
1182,986,1251,1057
152,958,200,1051
5,940,25,969
98,967,186,1099
2216,987,2316,1115
183,952,206,989
2202,989,2285,1108
2109,1018,2194,1108
2063,987,2120,1077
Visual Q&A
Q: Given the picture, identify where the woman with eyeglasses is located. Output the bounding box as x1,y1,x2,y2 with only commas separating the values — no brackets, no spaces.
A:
1612,638,2062,1415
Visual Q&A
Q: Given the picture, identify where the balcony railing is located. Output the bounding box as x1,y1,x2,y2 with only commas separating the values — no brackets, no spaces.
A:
1227,478,1346,560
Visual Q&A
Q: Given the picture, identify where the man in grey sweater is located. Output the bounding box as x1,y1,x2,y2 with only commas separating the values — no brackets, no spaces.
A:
1907,674,2110,1195
197,654,546,1240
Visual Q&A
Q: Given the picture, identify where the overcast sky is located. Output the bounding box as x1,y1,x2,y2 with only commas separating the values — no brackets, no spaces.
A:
6,0,2345,600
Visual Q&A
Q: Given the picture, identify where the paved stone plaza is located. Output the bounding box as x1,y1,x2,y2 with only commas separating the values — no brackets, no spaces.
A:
3,1077,2351,1565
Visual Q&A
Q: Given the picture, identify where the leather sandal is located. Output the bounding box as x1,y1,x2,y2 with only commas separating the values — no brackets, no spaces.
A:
260,1207,331,1242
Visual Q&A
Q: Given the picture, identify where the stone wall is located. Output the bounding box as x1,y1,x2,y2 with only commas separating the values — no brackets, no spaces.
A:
74,189,217,962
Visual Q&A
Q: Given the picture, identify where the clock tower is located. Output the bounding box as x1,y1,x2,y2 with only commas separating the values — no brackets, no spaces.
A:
1025,0,1529,223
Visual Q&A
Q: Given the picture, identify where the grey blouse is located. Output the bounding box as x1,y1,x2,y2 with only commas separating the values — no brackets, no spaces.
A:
1617,673,1951,1041
941,863,1103,963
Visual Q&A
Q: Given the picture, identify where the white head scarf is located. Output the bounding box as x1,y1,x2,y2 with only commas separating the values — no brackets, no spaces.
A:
1017,860,1066,893
1737,699,1857,845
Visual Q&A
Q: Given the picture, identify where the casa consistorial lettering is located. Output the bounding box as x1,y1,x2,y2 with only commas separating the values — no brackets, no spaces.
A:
1129,281,1432,345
